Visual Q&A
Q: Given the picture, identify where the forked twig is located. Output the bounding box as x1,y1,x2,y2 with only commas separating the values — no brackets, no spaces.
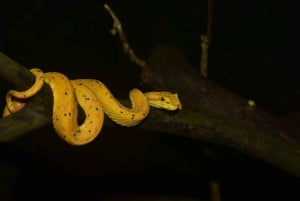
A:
104,4,146,69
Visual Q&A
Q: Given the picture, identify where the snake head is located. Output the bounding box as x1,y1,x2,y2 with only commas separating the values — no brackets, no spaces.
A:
145,91,182,111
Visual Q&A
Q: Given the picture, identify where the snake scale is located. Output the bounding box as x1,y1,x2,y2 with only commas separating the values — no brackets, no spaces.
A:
3,68,182,145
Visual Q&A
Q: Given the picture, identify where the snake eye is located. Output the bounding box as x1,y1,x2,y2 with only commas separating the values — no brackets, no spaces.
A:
161,97,165,101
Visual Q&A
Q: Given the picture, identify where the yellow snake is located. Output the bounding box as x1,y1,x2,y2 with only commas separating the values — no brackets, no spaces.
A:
3,68,182,145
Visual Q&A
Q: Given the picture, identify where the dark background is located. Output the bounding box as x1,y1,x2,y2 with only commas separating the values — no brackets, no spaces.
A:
0,0,299,200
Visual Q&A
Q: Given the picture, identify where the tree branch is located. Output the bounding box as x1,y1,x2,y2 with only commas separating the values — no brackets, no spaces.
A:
0,52,53,141
104,4,146,69
0,52,35,90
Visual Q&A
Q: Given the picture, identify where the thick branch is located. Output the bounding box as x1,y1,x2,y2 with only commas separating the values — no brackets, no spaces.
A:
142,45,293,139
142,109,300,178
0,53,53,141
0,52,36,90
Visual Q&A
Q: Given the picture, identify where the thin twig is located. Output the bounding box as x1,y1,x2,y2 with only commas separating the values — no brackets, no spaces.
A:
200,0,214,77
207,0,214,45
210,180,221,201
200,35,209,77
104,4,146,69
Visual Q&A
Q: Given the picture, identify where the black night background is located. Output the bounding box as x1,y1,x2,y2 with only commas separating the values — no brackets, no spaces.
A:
0,0,299,200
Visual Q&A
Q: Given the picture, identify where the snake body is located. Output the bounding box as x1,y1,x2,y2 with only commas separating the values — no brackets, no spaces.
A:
3,68,182,145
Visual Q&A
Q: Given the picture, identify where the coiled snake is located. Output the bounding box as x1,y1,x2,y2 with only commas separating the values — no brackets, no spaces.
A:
3,68,182,145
